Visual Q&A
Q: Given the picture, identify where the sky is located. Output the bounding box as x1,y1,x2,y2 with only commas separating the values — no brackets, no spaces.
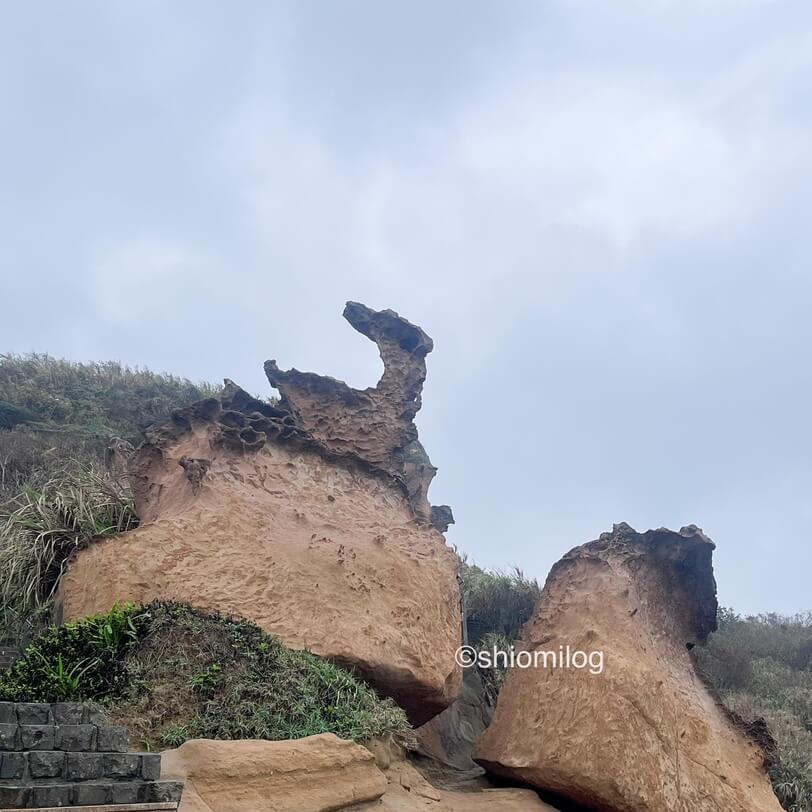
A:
2,0,811,614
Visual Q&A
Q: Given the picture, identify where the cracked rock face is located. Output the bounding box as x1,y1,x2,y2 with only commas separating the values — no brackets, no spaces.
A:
473,523,782,812
59,303,461,724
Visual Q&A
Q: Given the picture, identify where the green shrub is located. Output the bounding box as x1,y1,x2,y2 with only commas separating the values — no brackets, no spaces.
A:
0,603,410,748
0,603,147,701
696,608,812,811
0,465,137,641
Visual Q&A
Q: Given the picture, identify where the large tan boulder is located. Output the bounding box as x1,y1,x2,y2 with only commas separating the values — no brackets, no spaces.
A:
474,523,782,812
161,734,387,812
59,303,461,723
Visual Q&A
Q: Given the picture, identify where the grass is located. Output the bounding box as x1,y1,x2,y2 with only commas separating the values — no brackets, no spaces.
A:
459,559,540,645
109,603,409,748
0,464,137,642
695,608,812,811
0,352,217,639
0,353,218,439
0,603,411,748
0,353,218,505
457,560,541,706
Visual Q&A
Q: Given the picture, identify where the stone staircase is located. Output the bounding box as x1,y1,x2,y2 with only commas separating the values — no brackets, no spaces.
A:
0,702,183,810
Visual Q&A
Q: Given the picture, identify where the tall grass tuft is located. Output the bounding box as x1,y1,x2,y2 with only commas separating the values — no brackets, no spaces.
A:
0,465,137,641
459,558,540,644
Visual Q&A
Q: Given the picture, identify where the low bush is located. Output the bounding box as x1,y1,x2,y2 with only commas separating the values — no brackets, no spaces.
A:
0,603,147,701
696,608,812,812
459,559,540,644
0,602,410,748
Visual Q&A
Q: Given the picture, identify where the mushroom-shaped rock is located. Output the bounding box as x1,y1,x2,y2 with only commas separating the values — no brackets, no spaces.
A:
474,523,782,812
59,304,461,724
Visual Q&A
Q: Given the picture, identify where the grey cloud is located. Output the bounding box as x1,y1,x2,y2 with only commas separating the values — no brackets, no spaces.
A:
1,0,810,612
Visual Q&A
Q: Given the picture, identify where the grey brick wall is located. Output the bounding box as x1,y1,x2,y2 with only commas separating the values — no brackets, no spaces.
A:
0,702,182,809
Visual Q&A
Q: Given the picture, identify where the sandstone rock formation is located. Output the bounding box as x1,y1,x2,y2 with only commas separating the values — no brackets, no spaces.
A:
161,735,559,812
161,734,386,812
415,667,496,772
265,301,451,527
474,523,782,812
360,750,558,811
59,303,461,723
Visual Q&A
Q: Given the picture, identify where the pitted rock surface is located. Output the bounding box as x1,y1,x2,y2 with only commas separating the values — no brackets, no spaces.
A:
473,523,782,812
265,301,450,527
60,304,462,724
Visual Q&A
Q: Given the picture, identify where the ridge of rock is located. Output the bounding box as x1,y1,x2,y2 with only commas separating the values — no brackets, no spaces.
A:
265,301,450,529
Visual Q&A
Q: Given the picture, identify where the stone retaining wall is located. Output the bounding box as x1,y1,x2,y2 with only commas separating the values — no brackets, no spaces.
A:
0,702,182,809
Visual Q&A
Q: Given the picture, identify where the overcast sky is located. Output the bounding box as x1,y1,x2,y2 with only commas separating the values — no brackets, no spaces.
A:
2,1,811,614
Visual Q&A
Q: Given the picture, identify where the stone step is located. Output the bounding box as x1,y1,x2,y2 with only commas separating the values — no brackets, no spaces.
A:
0,751,160,782
0,780,183,808
0,724,129,753
3,805,177,812
0,704,110,729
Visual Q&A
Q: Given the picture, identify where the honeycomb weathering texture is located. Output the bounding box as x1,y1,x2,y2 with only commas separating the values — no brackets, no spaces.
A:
473,523,783,812
60,303,462,724
265,301,449,526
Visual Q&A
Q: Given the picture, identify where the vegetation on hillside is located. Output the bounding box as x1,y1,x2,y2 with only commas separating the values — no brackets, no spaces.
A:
0,353,218,438
696,609,812,812
0,353,217,503
0,602,410,748
458,560,540,698
0,353,218,642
